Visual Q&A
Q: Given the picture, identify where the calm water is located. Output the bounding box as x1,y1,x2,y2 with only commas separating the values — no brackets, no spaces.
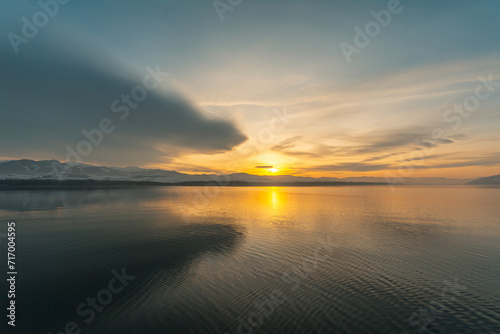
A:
1,186,499,333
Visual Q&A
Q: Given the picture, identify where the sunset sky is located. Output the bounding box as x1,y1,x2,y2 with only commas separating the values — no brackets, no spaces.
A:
1,0,499,178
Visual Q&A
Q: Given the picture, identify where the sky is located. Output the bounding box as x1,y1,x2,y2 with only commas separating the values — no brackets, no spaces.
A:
0,0,499,179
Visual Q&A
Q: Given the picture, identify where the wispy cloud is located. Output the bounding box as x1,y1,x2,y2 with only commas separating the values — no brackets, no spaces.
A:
309,163,392,172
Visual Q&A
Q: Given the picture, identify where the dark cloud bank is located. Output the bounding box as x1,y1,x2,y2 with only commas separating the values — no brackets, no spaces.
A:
0,41,247,165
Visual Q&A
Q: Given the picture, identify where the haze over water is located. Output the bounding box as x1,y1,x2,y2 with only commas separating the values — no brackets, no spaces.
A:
1,186,499,333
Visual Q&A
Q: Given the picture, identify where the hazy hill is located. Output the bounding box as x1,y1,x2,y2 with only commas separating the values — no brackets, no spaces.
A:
467,174,500,185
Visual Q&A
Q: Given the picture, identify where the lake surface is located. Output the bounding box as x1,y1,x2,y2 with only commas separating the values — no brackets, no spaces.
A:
1,186,499,333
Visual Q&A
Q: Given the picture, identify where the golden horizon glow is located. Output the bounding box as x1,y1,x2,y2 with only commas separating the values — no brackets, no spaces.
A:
126,59,500,181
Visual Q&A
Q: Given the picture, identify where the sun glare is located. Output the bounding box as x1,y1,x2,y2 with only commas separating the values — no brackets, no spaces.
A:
270,168,278,173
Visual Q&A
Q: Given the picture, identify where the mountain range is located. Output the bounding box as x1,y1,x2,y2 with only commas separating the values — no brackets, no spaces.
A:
0,159,492,185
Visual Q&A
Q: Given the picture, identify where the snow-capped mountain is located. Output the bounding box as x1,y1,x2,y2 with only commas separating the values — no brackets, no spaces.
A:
0,159,195,183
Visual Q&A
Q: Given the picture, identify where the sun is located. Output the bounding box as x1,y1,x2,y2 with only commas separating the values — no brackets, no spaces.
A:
270,168,278,173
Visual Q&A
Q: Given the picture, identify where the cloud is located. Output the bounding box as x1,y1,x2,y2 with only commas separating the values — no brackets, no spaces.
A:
272,128,457,160
306,155,500,173
362,152,402,162
255,166,273,169
272,137,332,158
408,156,500,170
353,131,432,154
399,154,450,163
449,134,468,140
0,43,247,165
309,163,392,172
272,136,302,151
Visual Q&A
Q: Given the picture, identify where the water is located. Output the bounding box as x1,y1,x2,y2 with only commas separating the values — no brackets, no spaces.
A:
0,186,499,333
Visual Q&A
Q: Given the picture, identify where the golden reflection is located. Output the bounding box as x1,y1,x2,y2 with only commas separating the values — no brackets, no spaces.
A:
148,187,298,230
271,187,279,208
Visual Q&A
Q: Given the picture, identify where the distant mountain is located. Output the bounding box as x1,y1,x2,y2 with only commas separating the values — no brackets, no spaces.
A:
0,159,200,183
0,159,472,185
467,174,500,185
